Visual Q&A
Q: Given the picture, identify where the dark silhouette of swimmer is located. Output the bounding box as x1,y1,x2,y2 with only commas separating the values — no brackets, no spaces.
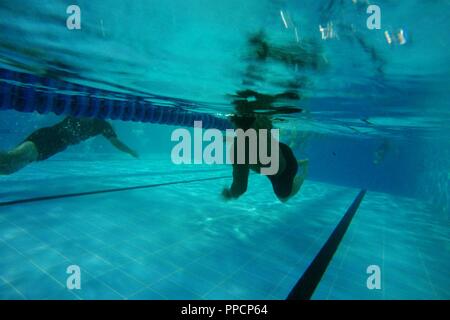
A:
222,113,308,203
0,116,138,175
222,32,312,202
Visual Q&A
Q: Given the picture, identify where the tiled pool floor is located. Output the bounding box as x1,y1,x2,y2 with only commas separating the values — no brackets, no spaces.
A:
0,158,448,299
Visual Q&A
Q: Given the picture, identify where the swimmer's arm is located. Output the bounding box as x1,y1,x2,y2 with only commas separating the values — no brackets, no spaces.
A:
222,163,249,200
107,137,139,158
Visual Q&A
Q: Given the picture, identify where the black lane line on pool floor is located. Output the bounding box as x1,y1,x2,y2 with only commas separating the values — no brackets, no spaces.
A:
287,189,367,300
0,175,231,207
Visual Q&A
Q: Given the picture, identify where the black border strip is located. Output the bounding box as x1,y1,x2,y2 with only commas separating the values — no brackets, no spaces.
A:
0,175,230,207
287,189,367,300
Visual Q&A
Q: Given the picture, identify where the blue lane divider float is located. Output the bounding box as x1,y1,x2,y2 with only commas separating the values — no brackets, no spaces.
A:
0,68,232,130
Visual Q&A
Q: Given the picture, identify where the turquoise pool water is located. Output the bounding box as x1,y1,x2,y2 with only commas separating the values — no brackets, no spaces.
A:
0,0,449,300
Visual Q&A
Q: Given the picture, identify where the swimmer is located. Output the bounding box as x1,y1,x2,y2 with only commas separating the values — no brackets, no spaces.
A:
222,114,309,203
221,32,316,202
0,116,138,175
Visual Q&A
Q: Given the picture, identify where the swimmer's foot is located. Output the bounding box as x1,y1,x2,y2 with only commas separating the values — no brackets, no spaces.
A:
298,158,309,177
298,158,309,166
293,160,309,195
279,159,309,203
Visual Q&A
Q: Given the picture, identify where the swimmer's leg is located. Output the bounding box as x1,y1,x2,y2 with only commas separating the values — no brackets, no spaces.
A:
278,159,309,203
0,142,39,175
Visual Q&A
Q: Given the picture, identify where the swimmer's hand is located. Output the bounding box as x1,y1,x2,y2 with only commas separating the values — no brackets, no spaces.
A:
109,137,139,159
222,188,233,201
129,150,139,159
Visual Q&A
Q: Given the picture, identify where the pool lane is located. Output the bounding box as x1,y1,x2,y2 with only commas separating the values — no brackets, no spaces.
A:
0,162,359,299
